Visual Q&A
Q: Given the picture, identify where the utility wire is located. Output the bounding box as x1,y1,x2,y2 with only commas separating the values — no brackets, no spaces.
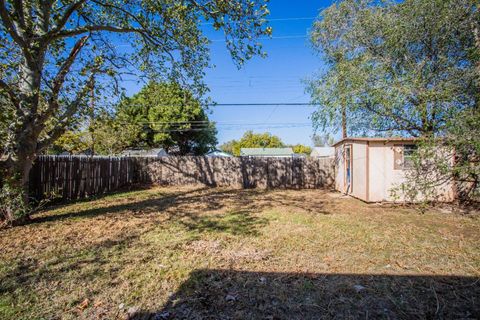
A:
200,16,316,25
138,124,313,133
211,35,307,42
95,102,316,107
114,121,311,125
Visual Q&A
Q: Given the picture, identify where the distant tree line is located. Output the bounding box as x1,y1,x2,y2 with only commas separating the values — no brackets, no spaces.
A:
219,131,313,156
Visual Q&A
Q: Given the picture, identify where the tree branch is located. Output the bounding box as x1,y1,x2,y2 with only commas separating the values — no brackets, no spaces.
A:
0,0,27,47
49,0,87,36
11,0,26,31
55,25,140,38
52,24,167,50
36,75,94,152
38,35,89,123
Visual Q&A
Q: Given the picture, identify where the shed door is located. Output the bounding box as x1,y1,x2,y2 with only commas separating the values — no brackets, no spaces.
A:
344,145,353,193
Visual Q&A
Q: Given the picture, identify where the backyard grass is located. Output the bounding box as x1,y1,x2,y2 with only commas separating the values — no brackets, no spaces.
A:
0,186,479,319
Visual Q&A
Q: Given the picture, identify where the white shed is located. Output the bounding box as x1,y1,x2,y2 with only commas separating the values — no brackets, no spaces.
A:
333,137,454,202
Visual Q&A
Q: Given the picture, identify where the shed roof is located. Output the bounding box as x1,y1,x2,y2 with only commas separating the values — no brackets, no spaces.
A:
206,150,233,157
332,137,418,147
120,148,168,156
240,147,295,157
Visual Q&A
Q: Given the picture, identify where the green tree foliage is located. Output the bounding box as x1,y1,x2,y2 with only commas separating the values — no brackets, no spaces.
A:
312,133,335,147
0,93,13,149
308,0,478,137
51,112,139,155
219,131,285,156
0,0,270,223
50,130,89,155
447,109,480,201
117,82,217,155
291,144,312,155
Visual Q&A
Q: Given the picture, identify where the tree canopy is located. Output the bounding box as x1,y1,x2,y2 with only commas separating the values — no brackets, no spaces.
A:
312,133,334,147
116,82,217,155
308,0,478,138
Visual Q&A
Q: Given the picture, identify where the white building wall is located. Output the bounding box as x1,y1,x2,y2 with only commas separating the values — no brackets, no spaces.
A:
367,142,405,201
368,142,454,202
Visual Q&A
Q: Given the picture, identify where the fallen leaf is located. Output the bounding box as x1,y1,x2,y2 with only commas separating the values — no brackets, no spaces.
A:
77,298,89,311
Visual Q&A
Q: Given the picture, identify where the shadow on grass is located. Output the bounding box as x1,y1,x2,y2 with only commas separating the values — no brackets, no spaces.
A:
28,187,331,225
180,210,269,236
0,189,280,296
28,187,208,224
132,269,480,320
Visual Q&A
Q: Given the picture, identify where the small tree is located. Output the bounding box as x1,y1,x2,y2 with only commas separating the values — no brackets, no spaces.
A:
51,112,139,155
291,144,312,155
0,0,271,223
393,109,480,205
219,131,284,156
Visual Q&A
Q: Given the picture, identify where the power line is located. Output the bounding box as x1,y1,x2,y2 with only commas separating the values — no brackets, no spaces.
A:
143,124,313,133
200,16,316,26
213,103,314,106
211,34,307,42
96,102,316,107
112,120,311,126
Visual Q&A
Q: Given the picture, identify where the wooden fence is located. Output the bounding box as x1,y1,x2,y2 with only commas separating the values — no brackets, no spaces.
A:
135,156,334,189
29,156,334,201
29,156,135,201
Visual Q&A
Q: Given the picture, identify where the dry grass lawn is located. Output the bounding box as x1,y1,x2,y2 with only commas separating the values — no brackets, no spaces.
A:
0,186,479,319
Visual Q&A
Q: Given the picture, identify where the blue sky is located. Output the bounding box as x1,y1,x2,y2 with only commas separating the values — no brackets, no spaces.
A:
127,1,336,147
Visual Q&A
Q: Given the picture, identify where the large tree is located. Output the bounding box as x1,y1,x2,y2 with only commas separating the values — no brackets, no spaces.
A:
0,0,270,223
117,81,217,155
308,0,478,138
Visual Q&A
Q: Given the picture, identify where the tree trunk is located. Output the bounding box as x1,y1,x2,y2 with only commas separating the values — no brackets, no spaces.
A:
1,153,35,225
1,118,41,223
341,104,347,139
1,54,44,225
